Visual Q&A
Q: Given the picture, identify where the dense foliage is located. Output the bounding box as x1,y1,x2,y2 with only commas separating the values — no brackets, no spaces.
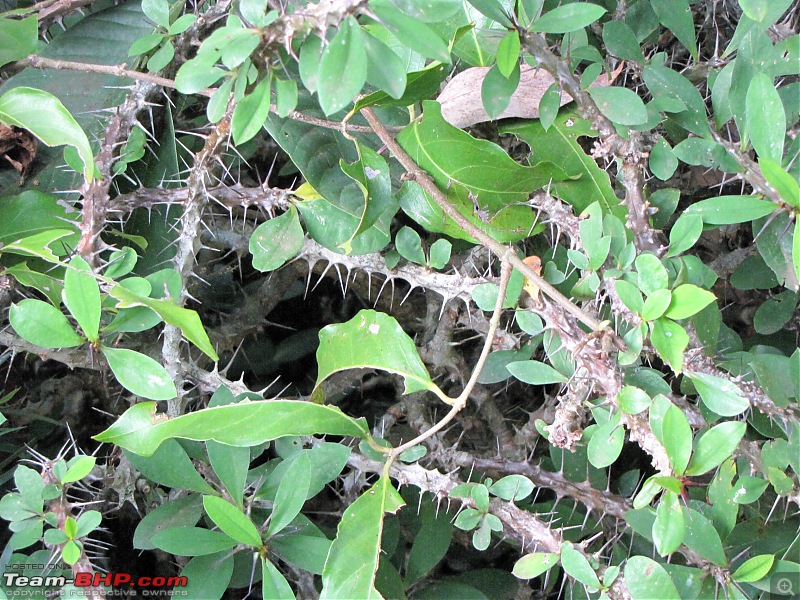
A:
0,0,798,598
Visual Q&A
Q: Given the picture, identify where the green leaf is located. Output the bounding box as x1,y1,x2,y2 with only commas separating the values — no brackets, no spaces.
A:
0,16,38,68
398,101,566,242
9,299,85,348
560,542,601,591
106,284,218,361
262,557,294,600
203,495,262,547
93,400,370,456
61,456,96,484
653,491,685,555
658,404,692,475
663,284,716,320
643,65,709,136
618,386,651,415
320,476,405,599
732,554,775,582
615,280,644,315
507,360,568,385
428,238,452,269
650,318,689,374
650,137,678,181
75,510,102,538
395,226,426,265
232,77,271,145
686,422,746,476
133,494,204,550
249,206,304,271
363,33,407,100
298,35,323,94
512,553,559,580
147,41,175,72
496,30,520,78
602,20,645,63
125,439,215,494
274,77,298,118
465,0,512,26
180,552,235,599
175,58,226,94
317,16,366,115
685,195,776,225
482,62,520,119
63,256,101,343
641,289,672,321
314,309,443,398
268,453,311,536
746,73,785,163
635,254,668,295
102,347,176,401
682,508,727,566
371,1,450,62
0,87,94,181
795,218,800,285
759,157,800,207
142,0,170,27
207,442,249,506
624,556,681,600
651,0,698,61
667,214,703,257
587,86,648,126
151,526,238,556
489,475,534,501
532,3,607,34
686,371,749,417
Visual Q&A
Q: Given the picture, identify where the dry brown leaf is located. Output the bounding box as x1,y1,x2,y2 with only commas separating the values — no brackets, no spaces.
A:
437,63,622,128
0,124,37,174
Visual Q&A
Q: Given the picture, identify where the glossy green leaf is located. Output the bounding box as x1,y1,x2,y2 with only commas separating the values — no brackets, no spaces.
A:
107,284,218,360
496,30,520,77
643,65,709,136
102,347,176,401
759,157,800,207
428,238,452,269
732,554,774,582
391,0,462,21
0,16,37,68
489,475,534,502
133,494,204,550
532,3,606,34
624,556,680,600
272,534,332,575
587,86,648,126
602,20,645,63
62,456,96,484
650,318,689,374
482,62,520,119
0,87,94,181
682,508,727,566
9,299,85,348
512,553,559,580
142,0,169,27
398,101,566,242
635,254,669,296
63,256,101,342
651,0,698,60
125,438,215,494
641,289,672,321
315,309,442,398
588,418,625,468
615,280,644,315
372,1,450,62
363,33,407,100
318,16,366,115
232,76,270,145
262,557,294,600
465,0,513,26
274,77,298,118
151,527,238,556
686,422,746,476
395,226,426,265
560,542,601,590
507,360,568,385
650,137,678,181
320,476,405,599
207,442,249,507
667,214,703,257
664,285,716,320
180,552,234,599
660,404,692,475
618,386,651,414
268,453,311,536
746,73,785,163
249,206,304,271
203,495,262,547
685,195,776,225
653,491,685,555
686,371,749,417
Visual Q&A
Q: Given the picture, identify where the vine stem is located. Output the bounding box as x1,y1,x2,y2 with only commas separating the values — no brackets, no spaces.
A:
13,55,381,134
389,261,513,460
359,107,614,337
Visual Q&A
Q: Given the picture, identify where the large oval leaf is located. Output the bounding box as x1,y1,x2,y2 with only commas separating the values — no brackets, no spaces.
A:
101,347,177,401
9,299,85,348
93,399,370,456
63,256,101,342
314,309,444,399
318,16,366,115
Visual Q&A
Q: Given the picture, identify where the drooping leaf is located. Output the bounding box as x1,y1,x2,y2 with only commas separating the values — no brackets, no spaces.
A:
370,0,450,62
650,0,698,60
507,360,568,385
102,347,177,401
320,476,405,599
363,33,407,100
512,553,559,580
94,400,370,456
262,557,295,600
653,491,685,555
315,309,444,399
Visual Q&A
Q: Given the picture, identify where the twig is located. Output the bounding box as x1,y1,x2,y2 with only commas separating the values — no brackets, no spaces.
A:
359,107,617,339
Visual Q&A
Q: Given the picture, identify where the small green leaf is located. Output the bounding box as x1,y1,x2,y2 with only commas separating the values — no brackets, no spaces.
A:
125,439,215,493
746,73,785,163
63,256,101,343
180,552,235,599
320,476,405,599
61,540,81,565
686,371,749,417
129,33,166,57
395,226,426,265
624,556,681,600
794,219,800,284
507,360,568,385
318,16,367,115
262,557,294,600
664,284,716,320
496,30,520,78
588,419,625,468
315,310,443,398
650,318,689,374
615,279,644,314
249,206,304,272
465,0,513,26
298,35,323,94
512,553,559,580
267,453,311,536
482,62,520,119
641,289,673,321
685,196,776,225
732,554,775,582
650,137,678,181
232,77,271,145
175,59,226,94
0,87,94,181
602,20,645,63
560,542,601,590
635,254,669,295
142,0,170,27
587,86,648,126
653,491,685,555
0,16,38,68
686,422,746,476
151,527,238,556
274,78,299,118
147,40,175,72
133,494,204,550
363,33,407,100
651,0,698,61
658,404,692,475
428,238,452,269
207,442,249,506
203,495,262,547
101,347,177,401
168,13,196,35
75,510,102,538
371,1,450,62
207,77,234,124
61,457,96,484
9,299,85,349
532,3,607,34
489,475,534,502
538,82,561,131
759,158,800,207
667,214,703,257
618,386,651,415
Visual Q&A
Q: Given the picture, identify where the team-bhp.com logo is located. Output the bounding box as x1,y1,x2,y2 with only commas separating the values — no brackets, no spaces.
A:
3,572,188,595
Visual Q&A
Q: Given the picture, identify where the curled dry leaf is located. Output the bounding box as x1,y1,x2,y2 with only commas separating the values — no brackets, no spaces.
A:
522,255,542,304
437,63,622,128
0,124,37,174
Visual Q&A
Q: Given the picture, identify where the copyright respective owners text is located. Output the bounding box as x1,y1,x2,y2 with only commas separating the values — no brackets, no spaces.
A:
771,571,800,599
